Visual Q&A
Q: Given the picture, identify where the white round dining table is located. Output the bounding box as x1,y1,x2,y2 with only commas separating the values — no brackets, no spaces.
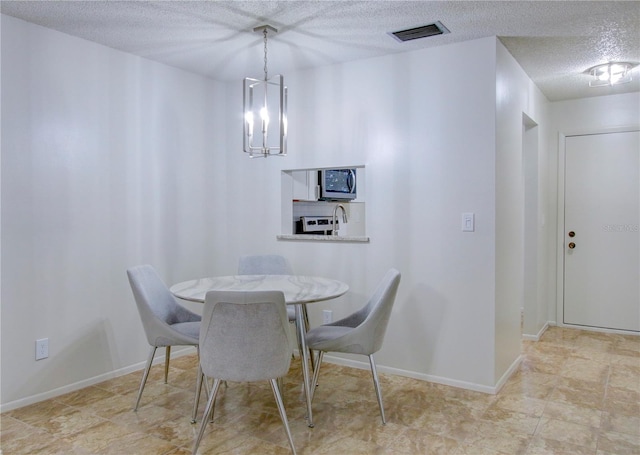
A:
170,274,348,305
170,274,349,428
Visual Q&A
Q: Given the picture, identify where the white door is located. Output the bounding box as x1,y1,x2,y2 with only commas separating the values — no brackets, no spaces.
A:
564,131,639,332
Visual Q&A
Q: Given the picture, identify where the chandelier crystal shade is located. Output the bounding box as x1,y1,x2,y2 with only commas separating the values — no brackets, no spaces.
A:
243,25,287,158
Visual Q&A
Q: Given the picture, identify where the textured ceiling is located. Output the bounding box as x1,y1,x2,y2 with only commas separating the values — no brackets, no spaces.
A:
2,1,639,101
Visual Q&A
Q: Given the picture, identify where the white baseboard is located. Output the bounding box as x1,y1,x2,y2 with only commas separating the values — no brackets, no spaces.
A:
557,322,640,336
5,344,528,413
0,346,196,413
320,354,508,395
522,321,550,341
493,354,523,394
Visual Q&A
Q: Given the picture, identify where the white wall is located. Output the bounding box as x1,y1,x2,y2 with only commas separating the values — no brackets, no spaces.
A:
1,15,225,408
1,13,552,409
550,93,640,134
218,36,527,390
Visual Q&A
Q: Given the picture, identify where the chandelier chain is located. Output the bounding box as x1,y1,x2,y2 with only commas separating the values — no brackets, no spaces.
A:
263,28,268,81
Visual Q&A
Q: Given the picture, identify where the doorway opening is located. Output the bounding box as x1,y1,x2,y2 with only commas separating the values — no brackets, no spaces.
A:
522,114,542,339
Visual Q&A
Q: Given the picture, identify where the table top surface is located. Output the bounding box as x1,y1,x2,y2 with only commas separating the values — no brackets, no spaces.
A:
170,274,349,304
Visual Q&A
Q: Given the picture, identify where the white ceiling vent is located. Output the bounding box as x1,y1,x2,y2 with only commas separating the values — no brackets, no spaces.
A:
389,21,450,42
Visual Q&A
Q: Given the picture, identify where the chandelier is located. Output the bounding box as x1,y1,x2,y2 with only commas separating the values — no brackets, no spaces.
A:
243,25,288,158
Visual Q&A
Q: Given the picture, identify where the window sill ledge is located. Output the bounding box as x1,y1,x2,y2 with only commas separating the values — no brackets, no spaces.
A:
277,234,370,243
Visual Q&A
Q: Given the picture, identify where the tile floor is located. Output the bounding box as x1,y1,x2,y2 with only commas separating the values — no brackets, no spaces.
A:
1,326,639,454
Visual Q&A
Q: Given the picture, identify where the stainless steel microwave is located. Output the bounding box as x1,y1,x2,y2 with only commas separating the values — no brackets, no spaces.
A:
318,168,357,201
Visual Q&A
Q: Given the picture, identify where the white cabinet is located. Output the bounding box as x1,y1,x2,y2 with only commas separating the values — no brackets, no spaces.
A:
292,170,318,201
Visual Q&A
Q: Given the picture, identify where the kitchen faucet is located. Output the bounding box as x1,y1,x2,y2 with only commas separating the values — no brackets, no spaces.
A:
332,204,348,236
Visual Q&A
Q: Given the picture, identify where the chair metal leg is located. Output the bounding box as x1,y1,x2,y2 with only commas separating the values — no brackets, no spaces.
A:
192,347,214,424
191,366,204,424
309,351,324,402
295,304,314,427
270,379,297,455
368,354,386,425
277,377,284,397
196,346,212,398
192,378,222,455
134,346,157,411
164,346,171,383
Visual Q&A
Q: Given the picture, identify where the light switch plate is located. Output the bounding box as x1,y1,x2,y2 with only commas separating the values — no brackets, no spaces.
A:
462,213,475,232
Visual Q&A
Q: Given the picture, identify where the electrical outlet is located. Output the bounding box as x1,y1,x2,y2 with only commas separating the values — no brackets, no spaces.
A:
322,310,333,324
35,338,49,360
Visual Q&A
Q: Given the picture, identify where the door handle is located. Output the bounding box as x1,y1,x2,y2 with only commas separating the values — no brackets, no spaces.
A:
568,242,576,249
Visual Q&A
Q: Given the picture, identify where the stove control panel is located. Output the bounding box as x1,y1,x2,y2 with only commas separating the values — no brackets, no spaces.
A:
299,216,338,233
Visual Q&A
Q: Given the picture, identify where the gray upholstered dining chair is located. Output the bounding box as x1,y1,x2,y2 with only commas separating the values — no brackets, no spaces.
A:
237,254,292,276
191,290,297,455
127,264,202,415
237,254,298,321
237,254,312,356
305,268,401,425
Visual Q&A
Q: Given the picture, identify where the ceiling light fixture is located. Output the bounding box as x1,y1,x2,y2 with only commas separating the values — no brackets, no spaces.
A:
588,62,634,87
243,25,287,158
